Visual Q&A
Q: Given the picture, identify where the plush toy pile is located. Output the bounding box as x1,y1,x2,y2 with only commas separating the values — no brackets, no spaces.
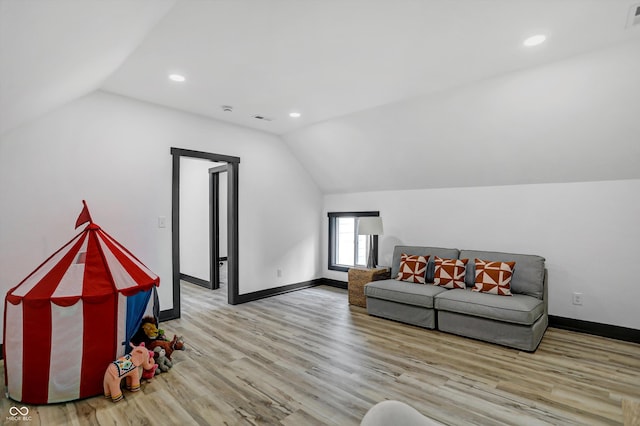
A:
104,316,186,402
130,316,186,375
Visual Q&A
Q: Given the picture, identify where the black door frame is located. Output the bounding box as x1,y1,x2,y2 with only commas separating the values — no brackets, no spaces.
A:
162,148,240,321
209,164,228,290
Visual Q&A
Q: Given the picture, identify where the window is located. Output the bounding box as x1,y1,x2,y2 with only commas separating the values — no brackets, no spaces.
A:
328,211,379,272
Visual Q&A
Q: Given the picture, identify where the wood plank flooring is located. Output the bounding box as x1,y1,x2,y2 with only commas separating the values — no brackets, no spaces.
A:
1,282,639,425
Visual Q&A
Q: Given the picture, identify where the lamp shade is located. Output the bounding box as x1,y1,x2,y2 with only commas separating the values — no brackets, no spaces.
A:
358,217,383,236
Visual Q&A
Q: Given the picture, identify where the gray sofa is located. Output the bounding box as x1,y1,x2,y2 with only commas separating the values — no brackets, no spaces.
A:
364,245,548,351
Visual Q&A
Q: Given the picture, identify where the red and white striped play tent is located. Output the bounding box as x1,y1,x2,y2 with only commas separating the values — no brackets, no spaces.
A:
3,201,160,404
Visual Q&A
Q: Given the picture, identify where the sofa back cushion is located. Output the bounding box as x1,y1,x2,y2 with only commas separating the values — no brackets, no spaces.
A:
391,246,460,283
460,249,545,299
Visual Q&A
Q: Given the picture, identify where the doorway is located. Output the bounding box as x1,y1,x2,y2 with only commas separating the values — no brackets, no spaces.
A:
209,164,227,290
179,158,225,289
165,148,240,321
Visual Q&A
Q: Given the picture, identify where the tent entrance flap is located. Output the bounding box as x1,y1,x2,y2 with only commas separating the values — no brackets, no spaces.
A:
125,287,157,348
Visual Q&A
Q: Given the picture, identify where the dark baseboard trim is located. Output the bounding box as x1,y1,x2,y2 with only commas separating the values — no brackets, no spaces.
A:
235,279,323,304
159,278,323,320
319,278,348,289
549,315,640,344
159,308,178,322
180,273,211,289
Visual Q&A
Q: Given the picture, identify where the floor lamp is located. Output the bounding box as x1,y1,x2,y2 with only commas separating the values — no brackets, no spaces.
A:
358,217,383,269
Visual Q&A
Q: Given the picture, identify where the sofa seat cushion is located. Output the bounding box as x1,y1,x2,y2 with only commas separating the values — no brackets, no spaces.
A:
365,279,448,308
434,289,544,325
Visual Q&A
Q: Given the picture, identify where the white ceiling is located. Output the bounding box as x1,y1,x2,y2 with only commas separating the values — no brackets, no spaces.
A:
0,0,175,135
2,0,640,137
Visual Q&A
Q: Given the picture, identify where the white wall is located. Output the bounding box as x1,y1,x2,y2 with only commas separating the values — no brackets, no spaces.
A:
179,158,227,281
324,179,640,329
0,91,323,341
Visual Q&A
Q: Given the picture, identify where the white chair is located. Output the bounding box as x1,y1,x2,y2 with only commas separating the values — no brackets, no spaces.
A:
361,400,443,426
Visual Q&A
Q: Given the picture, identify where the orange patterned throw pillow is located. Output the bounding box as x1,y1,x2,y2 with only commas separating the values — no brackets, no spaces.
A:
472,258,515,296
396,254,429,284
433,257,468,289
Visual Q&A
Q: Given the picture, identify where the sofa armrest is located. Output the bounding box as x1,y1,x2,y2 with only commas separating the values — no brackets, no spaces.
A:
543,268,548,316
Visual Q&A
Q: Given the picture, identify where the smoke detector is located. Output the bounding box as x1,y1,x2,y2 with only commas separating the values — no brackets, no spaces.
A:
221,105,233,112
627,3,640,28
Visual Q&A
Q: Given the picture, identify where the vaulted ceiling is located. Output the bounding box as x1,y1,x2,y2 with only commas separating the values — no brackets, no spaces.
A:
2,0,640,192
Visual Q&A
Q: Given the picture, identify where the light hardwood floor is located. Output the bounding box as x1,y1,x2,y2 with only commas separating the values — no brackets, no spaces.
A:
2,282,639,425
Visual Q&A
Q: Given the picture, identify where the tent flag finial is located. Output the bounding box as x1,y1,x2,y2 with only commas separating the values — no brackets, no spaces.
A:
75,200,93,229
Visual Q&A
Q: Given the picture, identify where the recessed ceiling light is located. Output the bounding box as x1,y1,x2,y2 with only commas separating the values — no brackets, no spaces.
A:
523,34,546,47
289,112,301,118
168,73,186,82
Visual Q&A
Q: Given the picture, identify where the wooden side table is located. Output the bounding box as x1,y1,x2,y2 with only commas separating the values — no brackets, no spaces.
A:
348,267,391,308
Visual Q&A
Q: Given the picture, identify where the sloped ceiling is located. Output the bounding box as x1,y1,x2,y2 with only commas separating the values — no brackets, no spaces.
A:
283,38,640,193
0,0,175,135
2,0,639,192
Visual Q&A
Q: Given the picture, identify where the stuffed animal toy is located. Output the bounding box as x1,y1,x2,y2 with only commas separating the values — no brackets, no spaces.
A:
130,316,160,346
142,364,158,380
157,327,167,341
140,350,158,381
173,335,186,351
153,346,173,373
103,343,155,402
142,322,159,340
148,334,184,360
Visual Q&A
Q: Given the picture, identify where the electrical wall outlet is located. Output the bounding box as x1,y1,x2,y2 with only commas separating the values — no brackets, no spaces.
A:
572,292,583,305
158,216,167,228
277,269,282,278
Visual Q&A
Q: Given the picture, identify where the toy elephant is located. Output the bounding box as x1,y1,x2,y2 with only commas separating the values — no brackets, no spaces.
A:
103,342,155,402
